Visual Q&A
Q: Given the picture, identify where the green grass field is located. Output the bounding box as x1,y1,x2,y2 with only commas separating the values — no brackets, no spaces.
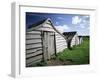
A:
30,37,90,67
57,37,90,65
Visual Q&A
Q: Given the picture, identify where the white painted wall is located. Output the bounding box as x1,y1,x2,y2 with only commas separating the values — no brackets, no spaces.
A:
71,34,80,47
56,33,67,53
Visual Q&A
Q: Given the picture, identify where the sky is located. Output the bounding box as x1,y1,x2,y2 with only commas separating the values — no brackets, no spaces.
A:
26,12,90,36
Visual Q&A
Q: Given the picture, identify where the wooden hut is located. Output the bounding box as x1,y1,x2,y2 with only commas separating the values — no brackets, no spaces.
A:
26,18,67,66
78,36,83,44
63,32,79,49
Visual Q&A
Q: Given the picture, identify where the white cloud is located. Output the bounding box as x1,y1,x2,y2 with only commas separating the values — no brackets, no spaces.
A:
55,24,70,33
80,19,90,29
83,20,86,23
77,29,89,36
72,15,90,30
55,22,59,25
79,24,85,29
72,16,82,25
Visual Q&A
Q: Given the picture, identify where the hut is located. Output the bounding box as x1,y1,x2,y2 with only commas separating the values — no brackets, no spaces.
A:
26,18,67,67
78,36,83,44
63,32,79,50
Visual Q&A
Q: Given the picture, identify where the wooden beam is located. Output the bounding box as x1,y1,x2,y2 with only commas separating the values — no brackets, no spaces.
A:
26,42,42,45
26,53,43,59
26,46,42,50
41,31,45,61
54,33,57,56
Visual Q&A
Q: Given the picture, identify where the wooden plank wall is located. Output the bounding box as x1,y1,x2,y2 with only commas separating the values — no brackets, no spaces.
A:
41,21,67,53
79,37,83,44
55,33,67,53
26,21,68,66
36,23,55,32
71,34,79,47
26,31,43,67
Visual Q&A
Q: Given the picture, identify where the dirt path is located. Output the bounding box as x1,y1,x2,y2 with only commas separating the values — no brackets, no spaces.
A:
47,59,72,66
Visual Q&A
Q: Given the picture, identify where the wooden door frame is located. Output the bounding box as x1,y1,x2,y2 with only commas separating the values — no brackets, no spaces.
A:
54,33,57,56
41,31,45,61
41,31,57,61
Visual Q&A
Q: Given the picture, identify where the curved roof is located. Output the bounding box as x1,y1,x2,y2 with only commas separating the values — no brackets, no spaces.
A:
27,18,66,40
63,32,77,41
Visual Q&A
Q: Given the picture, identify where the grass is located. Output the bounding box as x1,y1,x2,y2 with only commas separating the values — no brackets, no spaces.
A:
28,37,89,67
56,37,90,65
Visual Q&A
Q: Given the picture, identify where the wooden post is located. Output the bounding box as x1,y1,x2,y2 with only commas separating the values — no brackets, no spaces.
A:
41,31,45,61
54,33,57,56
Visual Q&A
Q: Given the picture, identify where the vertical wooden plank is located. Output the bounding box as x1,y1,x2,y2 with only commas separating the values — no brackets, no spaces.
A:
47,32,51,60
50,32,54,55
41,31,44,61
42,31,48,61
50,32,55,55
54,33,57,56
42,31,56,61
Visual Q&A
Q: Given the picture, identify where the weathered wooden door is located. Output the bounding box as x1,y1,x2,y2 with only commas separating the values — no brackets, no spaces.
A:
43,32,55,61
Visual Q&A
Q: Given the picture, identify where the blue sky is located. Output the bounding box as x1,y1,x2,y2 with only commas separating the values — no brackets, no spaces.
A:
26,12,90,36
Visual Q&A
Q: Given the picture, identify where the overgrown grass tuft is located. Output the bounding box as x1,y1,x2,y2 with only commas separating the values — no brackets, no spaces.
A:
57,37,90,65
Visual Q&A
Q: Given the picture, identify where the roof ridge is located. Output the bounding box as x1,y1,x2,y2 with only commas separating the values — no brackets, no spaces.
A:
28,18,47,29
